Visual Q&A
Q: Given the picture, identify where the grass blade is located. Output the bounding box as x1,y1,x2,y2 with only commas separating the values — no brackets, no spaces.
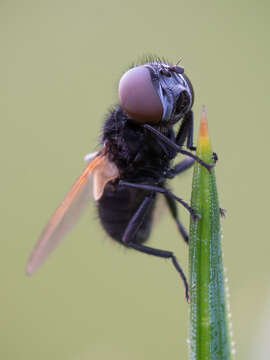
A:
189,106,231,359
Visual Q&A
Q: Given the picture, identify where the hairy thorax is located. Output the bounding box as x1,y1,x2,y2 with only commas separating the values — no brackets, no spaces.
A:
102,106,171,183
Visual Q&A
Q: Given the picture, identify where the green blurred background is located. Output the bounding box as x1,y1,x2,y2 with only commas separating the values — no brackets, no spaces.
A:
1,1,270,359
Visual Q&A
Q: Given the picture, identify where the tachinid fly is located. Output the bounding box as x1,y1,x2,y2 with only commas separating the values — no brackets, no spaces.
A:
26,58,215,300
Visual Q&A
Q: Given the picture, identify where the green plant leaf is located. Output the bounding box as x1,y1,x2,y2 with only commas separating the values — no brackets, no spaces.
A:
189,107,231,360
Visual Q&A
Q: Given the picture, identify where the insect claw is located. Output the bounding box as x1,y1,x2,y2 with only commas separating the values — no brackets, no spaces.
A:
212,152,218,163
220,208,226,218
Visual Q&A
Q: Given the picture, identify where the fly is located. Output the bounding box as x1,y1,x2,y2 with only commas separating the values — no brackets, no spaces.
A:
26,57,216,300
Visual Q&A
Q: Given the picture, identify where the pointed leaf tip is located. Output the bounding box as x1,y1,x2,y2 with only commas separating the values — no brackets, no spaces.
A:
198,105,211,148
199,105,208,137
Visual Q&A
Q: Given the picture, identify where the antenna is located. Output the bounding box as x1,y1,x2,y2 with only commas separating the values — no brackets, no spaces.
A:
175,56,183,66
168,57,184,74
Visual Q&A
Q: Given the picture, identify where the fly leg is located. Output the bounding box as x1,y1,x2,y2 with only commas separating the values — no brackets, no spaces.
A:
118,180,200,220
164,194,189,243
122,192,155,243
164,157,195,243
127,242,189,301
143,124,214,171
175,110,218,163
120,191,189,300
166,157,195,179
175,110,195,150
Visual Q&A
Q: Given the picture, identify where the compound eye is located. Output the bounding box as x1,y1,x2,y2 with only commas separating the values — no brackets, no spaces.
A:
118,66,162,123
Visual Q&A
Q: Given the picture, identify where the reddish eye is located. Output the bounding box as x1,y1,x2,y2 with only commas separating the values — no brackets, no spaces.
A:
118,66,163,123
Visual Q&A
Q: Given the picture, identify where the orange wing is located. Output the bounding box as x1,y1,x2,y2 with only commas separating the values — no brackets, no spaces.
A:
26,154,118,275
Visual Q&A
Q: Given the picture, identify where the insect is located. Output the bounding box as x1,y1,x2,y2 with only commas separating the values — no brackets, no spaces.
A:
26,57,215,300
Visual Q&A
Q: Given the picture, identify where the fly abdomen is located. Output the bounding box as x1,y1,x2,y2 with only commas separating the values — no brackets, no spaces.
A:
97,184,155,244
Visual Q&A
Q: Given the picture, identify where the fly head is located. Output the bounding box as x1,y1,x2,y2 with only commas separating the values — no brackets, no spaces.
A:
118,60,194,126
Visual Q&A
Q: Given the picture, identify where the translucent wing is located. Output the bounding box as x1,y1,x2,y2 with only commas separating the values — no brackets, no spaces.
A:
26,154,118,275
